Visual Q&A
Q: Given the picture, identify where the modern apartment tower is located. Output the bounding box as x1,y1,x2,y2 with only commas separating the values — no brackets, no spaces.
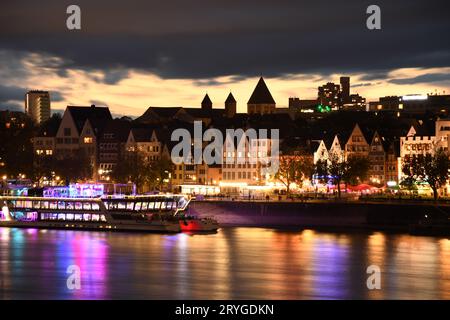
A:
340,76,350,104
25,90,51,124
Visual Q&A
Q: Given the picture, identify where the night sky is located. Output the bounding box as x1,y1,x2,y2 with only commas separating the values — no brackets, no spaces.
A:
1,0,450,116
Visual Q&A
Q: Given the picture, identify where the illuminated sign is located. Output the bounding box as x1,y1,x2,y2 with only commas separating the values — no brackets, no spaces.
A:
402,94,428,101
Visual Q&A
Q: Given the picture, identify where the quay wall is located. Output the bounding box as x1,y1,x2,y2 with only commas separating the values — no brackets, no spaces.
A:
188,200,450,230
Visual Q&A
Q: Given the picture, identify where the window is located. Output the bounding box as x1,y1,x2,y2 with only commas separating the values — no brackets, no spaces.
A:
64,128,71,136
84,137,93,144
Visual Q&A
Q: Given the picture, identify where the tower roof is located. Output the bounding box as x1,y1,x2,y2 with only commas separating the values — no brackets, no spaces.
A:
248,77,275,105
225,92,236,104
202,94,212,105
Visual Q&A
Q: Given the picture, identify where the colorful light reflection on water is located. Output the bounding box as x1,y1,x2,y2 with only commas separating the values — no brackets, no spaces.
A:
0,227,448,299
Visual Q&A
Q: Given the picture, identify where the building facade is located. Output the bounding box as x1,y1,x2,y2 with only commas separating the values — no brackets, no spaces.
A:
25,90,51,124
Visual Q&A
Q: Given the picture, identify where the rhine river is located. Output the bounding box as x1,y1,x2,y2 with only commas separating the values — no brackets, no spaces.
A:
0,227,449,299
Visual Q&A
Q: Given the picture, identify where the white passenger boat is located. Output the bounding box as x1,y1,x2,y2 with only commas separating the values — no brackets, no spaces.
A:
0,194,219,233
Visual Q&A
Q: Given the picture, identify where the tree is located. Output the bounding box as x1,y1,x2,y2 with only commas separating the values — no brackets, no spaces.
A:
314,154,369,198
146,157,174,191
111,150,149,193
33,155,55,186
315,153,346,198
342,156,370,187
275,154,313,196
54,151,93,184
402,149,450,200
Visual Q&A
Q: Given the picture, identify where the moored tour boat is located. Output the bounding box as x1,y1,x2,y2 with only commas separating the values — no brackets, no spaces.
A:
0,194,196,233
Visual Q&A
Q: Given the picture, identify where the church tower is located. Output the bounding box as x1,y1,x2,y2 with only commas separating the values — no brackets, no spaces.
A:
247,77,276,115
201,94,212,111
225,92,236,118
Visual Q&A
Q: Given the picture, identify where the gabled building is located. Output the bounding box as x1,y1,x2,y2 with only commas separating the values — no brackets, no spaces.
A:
328,135,345,161
400,124,435,159
125,127,163,162
345,123,370,159
54,105,112,177
385,140,400,185
98,118,131,179
368,131,386,186
313,140,329,164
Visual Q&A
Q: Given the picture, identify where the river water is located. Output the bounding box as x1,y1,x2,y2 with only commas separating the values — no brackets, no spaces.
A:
0,227,449,299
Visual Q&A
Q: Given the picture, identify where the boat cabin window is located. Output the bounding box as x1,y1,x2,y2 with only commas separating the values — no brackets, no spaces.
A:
134,202,142,211
83,202,91,210
126,202,134,211
92,203,100,210
33,201,40,209
58,201,65,210
50,201,58,209
75,202,83,210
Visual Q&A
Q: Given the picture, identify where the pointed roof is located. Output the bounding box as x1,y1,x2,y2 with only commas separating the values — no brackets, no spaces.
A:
67,105,112,135
129,127,157,143
101,118,131,142
225,92,236,104
248,77,275,105
202,94,212,105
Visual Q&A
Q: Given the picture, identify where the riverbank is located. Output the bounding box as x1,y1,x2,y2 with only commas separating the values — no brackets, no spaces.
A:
188,199,450,232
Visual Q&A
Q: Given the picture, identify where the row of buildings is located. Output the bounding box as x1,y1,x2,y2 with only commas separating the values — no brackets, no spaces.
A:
30,77,450,196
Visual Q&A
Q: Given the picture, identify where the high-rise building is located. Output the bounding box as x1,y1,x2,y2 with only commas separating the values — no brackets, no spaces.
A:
25,90,51,124
247,77,276,115
340,76,350,104
318,82,341,109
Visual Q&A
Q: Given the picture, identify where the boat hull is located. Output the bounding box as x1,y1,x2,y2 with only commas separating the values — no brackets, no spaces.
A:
179,219,219,232
0,220,181,233
409,224,450,237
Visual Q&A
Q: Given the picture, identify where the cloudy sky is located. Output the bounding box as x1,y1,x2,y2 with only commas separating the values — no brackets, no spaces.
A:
1,0,450,116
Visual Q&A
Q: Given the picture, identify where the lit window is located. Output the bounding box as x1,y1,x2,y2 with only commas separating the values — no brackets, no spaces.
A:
84,137,93,144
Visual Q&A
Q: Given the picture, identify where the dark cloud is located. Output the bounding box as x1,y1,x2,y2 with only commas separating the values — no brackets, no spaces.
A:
358,71,390,81
51,91,65,101
0,0,449,81
352,82,373,88
0,84,25,103
389,73,450,85
102,69,130,85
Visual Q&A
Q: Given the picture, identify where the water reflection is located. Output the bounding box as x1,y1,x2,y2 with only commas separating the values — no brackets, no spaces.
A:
0,227,448,299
